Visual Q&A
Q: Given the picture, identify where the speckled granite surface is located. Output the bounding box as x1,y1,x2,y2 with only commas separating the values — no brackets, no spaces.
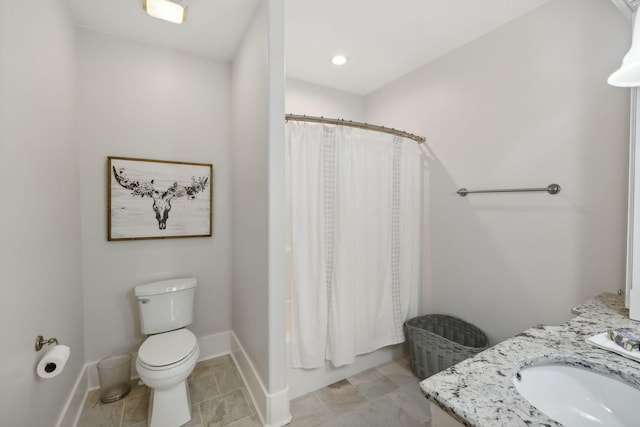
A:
419,293,640,426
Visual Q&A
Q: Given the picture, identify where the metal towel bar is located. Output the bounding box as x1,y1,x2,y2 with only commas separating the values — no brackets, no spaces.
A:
457,184,560,197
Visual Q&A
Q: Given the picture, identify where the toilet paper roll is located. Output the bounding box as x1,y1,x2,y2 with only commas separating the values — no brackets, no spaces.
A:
37,345,70,379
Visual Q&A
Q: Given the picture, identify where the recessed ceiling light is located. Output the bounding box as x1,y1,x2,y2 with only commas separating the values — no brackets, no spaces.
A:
331,55,348,66
143,0,188,24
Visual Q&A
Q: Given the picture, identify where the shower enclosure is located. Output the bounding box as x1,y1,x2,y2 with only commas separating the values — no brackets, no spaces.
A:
285,117,425,397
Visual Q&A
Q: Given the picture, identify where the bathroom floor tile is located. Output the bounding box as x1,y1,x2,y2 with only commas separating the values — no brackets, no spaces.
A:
77,398,124,427
121,393,149,426
199,389,252,427
396,356,412,370
226,415,263,427
240,387,257,416
82,389,102,411
290,357,429,427
314,379,369,417
192,355,234,379
216,367,243,394
387,384,431,424
182,404,203,426
375,359,418,389
126,379,150,400
319,410,369,427
189,373,221,404
356,396,422,427
289,392,334,427
76,355,429,427
348,368,399,401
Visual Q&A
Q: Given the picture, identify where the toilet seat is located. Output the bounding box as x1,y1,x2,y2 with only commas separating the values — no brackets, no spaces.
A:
138,329,197,370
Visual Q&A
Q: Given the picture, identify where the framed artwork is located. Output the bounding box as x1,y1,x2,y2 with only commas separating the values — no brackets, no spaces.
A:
108,156,212,241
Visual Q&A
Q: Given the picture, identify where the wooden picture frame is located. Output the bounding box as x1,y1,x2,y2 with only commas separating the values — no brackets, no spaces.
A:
108,156,212,241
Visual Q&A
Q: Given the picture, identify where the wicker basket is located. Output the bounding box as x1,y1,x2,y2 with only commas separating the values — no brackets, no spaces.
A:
406,314,488,380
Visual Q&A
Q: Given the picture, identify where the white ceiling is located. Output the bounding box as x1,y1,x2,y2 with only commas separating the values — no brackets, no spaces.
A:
286,0,551,95
70,0,552,96
69,0,261,62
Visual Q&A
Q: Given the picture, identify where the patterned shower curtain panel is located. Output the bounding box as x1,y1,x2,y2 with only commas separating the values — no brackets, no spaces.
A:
287,121,422,369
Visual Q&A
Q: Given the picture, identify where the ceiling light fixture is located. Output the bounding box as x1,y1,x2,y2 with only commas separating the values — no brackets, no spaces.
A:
331,55,348,66
143,0,188,25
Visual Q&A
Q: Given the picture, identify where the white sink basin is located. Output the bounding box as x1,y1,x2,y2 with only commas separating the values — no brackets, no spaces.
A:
513,363,640,427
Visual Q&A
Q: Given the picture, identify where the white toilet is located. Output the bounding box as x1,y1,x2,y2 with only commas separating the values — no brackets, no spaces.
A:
135,277,200,427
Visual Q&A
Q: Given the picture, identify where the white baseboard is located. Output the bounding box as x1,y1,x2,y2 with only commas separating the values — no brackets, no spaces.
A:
198,330,232,361
230,332,292,427
56,365,89,427
83,331,233,389
61,331,233,426
287,342,406,399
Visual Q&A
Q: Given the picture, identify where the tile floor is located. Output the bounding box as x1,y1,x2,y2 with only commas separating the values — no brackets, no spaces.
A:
77,355,431,427
77,355,260,427
288,357,431,427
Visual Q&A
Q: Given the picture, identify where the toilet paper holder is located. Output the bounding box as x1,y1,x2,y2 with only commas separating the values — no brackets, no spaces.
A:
35,335,59,352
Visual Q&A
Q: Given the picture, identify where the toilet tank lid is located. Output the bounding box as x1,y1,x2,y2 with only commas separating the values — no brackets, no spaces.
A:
135,277,197,297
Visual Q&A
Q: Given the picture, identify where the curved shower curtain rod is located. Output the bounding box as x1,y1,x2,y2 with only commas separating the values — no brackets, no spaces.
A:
285,114,426,144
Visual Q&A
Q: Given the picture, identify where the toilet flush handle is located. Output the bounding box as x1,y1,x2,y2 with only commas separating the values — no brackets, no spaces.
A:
139,299,150,304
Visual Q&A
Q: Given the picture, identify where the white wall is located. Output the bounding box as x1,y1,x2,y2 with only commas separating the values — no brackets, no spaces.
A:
286,78,366,120
231,0,288,416
366,0,631,343
231,0,271,391
266,0,288,399
230,0,290,423
77,29,232,361
0,1,85,425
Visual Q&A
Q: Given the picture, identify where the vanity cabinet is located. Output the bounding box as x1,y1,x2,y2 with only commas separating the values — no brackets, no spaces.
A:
628,88,640,321
430,404,466,427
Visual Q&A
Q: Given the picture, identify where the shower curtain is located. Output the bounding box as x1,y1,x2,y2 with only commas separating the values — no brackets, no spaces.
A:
287,122,421,369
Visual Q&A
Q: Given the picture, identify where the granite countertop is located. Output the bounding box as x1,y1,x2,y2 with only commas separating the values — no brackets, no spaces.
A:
419,293,640,426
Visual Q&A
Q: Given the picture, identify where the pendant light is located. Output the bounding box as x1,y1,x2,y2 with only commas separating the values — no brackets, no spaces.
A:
609,12,640,87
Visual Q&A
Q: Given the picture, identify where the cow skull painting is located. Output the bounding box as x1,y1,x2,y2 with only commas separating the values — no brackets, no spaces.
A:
112,166,209,230
108,157,212,241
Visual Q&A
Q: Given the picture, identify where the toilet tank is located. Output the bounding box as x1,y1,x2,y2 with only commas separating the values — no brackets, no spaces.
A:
135,277,197,335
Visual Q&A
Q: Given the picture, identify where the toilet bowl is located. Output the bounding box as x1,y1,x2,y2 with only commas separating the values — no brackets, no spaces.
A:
134,278,200,427
136,328,200,427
